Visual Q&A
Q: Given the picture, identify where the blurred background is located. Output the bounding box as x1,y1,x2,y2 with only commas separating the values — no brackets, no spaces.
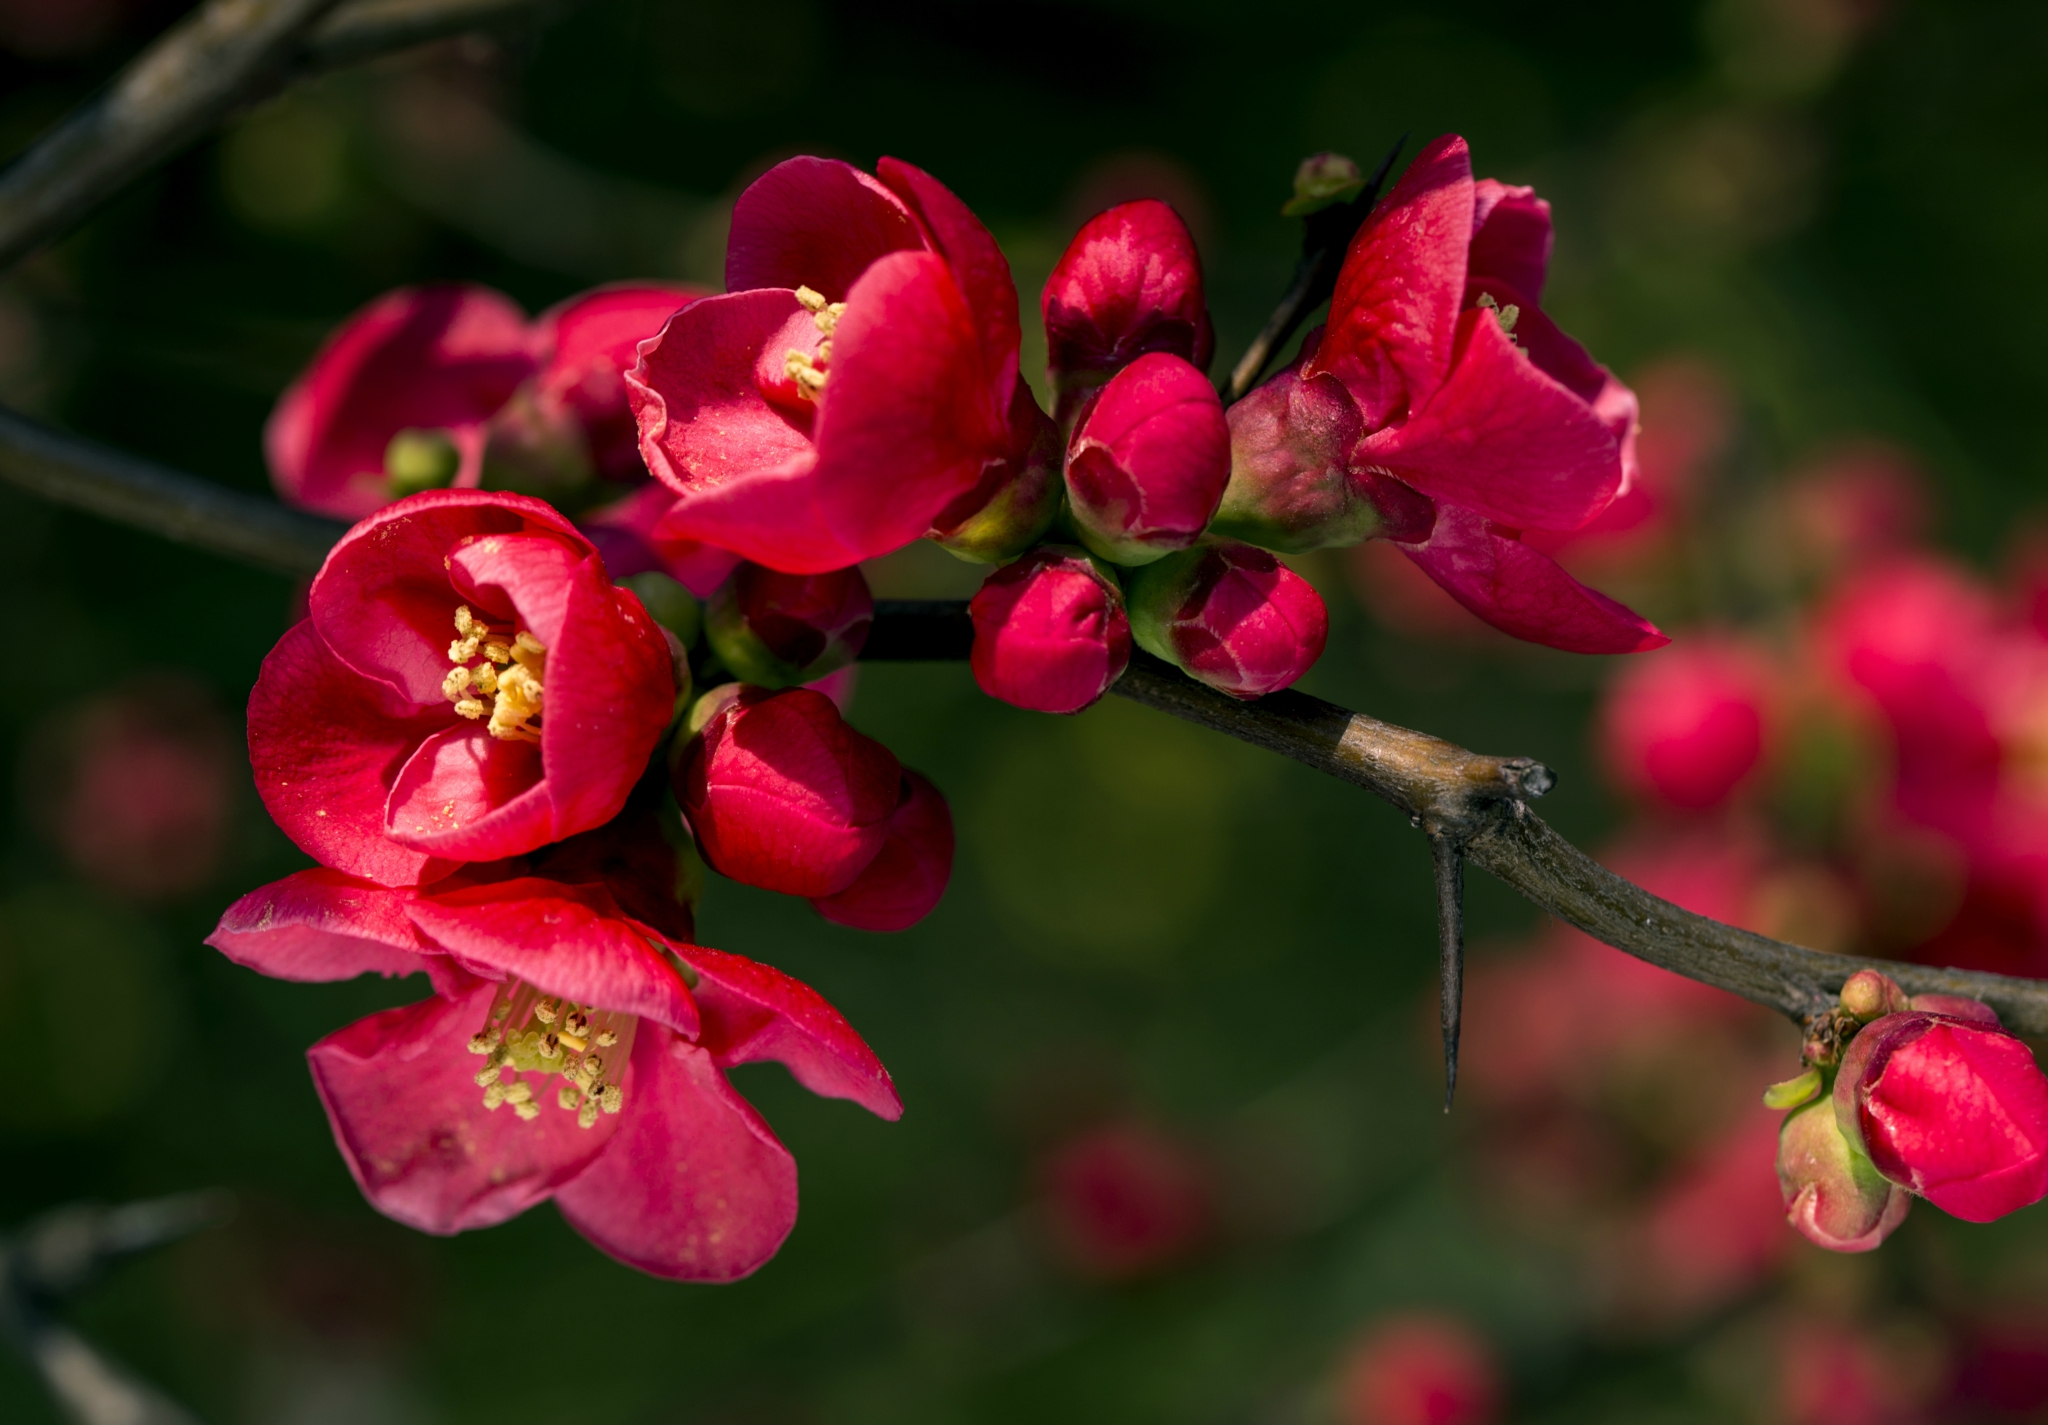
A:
2,0,2048,1420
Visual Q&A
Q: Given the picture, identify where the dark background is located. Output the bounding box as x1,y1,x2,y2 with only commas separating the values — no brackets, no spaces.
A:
0,0,2043,1420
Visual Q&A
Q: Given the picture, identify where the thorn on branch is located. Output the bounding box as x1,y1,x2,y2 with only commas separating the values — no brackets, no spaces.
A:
1431,834,1465,1113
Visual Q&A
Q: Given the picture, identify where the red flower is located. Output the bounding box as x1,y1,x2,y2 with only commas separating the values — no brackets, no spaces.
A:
207,839,900,1282
249,491,675,887
268,282,702,521
1041,198,1213,422
677,686,908,899
1040,1122,1212,1281
631,156,1029,573
968,545,1132,714
811,770,956,932
1223,136,1662,655
1063,352,1230,565
1598,637,1778,811
704,562,873,689
1335,1313,1503,1425
1127,541,1329,699
1835,1006,2048,1222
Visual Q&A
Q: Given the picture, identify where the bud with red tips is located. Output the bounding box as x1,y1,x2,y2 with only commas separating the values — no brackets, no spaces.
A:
968,546,1131,714
1778,1096,1912,1252
1210,357,1381,553
1042,199,1213,423
1127,541,1329,699
705,562,873,689
676,686,902,897
1835,1003,2048,1222
1064,353,1229,566
928,381,1064,564
811,770,954,931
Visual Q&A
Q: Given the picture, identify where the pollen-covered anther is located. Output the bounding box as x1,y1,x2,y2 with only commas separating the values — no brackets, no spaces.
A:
468,979,636,1129
443,607,546,742
1475,291,1521,339
793,285,847,336
785,349,829,401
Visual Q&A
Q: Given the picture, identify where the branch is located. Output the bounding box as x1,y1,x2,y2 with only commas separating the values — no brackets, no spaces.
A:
3,408,2043,1035
0,0,585,273
0,406,345,575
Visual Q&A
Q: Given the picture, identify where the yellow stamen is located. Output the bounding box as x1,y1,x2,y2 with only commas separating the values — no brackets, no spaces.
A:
443,605,545,742
467,982,637,1130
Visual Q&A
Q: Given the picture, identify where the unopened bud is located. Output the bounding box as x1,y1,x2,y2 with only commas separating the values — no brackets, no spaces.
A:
1065,353,1229,567
1043,199,1213,424
385,427,461,497
479,383,597,502
1281,152,1367,218
1835,1009,2048,1222
1208,362,1383,553
706,562,873,689
1906,993,2001,1025
929,383,1063,564
968,546,1130,714
1126,541,1328,700
811,770,955,932
1778,1096,1911,1252
1838,969,1910,1023
676,686,902,898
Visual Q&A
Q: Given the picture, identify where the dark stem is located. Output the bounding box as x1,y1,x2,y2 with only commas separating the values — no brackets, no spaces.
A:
1222,137,1405,403
1432,834,1465,1111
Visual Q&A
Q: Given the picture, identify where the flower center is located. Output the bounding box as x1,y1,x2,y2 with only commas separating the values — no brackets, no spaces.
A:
783,285,847,402
467,979,636,1129
1474,291,1522,343
440,605,546,743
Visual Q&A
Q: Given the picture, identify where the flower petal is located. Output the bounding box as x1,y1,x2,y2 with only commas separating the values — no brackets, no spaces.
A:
552,1033,798,1281
1358,307,1622,532
668,942,902,1119
535,282,707,482
308,978,620,1235
1305,134,1474,427
1469,180,1552,305
207,869,455,989
725,156,925,300
385,721,550,858
409,877,699,1036
876,157,1021,396
265,284,535,521
249,619,455,887
1396,505,1667,654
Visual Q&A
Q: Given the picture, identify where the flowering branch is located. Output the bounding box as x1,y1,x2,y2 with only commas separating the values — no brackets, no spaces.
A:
0,0,584,273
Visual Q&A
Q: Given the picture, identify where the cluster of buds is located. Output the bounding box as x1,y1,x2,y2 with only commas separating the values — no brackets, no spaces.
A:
1770,968,2048,1251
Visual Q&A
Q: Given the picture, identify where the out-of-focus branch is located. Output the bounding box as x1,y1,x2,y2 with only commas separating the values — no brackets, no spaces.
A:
1,407,2041,1038
0,406,345,574
0,1192,234,1425
0,0,586,273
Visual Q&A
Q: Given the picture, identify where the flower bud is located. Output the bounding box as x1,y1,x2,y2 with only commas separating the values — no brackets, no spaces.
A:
1777,1097,1911,1252
1064,353,1229,566
479,383,598,503
1127,541,1329,699
1282,151,1367,218
1043,199,1213,423
968,546,1131,714
1597,638,1775,812
1040,1122,1212,1282
384,427,461,497
1208,361,1379,553
706,562,873,689
928,382,1063,564
677,687,902,898
811,770,954,932
1835,1010,2048,1222
1336,1313,1503,1425
1838,968,1909,1023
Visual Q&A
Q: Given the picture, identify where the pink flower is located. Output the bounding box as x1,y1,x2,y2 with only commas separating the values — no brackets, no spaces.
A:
206,830,900,1282
1835,1007,2048,1222
678,686,904,897
268,282,702,521
1041,198,1213,422
1223,136,1662,655
1039,1122,1211,1282
1063,352,1230,565
1597,637,1777,811
1127,541,1329,698
811,770,955,932
249,491,675,887
1335,1313,1503,1425
968,545,1132,714
705,562,874,688
631,156,1029,573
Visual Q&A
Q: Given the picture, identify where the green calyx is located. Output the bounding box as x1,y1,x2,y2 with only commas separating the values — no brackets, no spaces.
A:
384,427,462,497
1281,151,1366,218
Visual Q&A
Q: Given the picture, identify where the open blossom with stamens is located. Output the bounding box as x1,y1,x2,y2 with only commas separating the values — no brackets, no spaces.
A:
249,490,674,887
629,156,1035,573
268,282,703,520
206,819,901,1281
1215,135,1663,655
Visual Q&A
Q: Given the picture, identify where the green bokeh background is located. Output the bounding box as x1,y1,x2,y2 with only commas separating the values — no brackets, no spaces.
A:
0,0,2044,1420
